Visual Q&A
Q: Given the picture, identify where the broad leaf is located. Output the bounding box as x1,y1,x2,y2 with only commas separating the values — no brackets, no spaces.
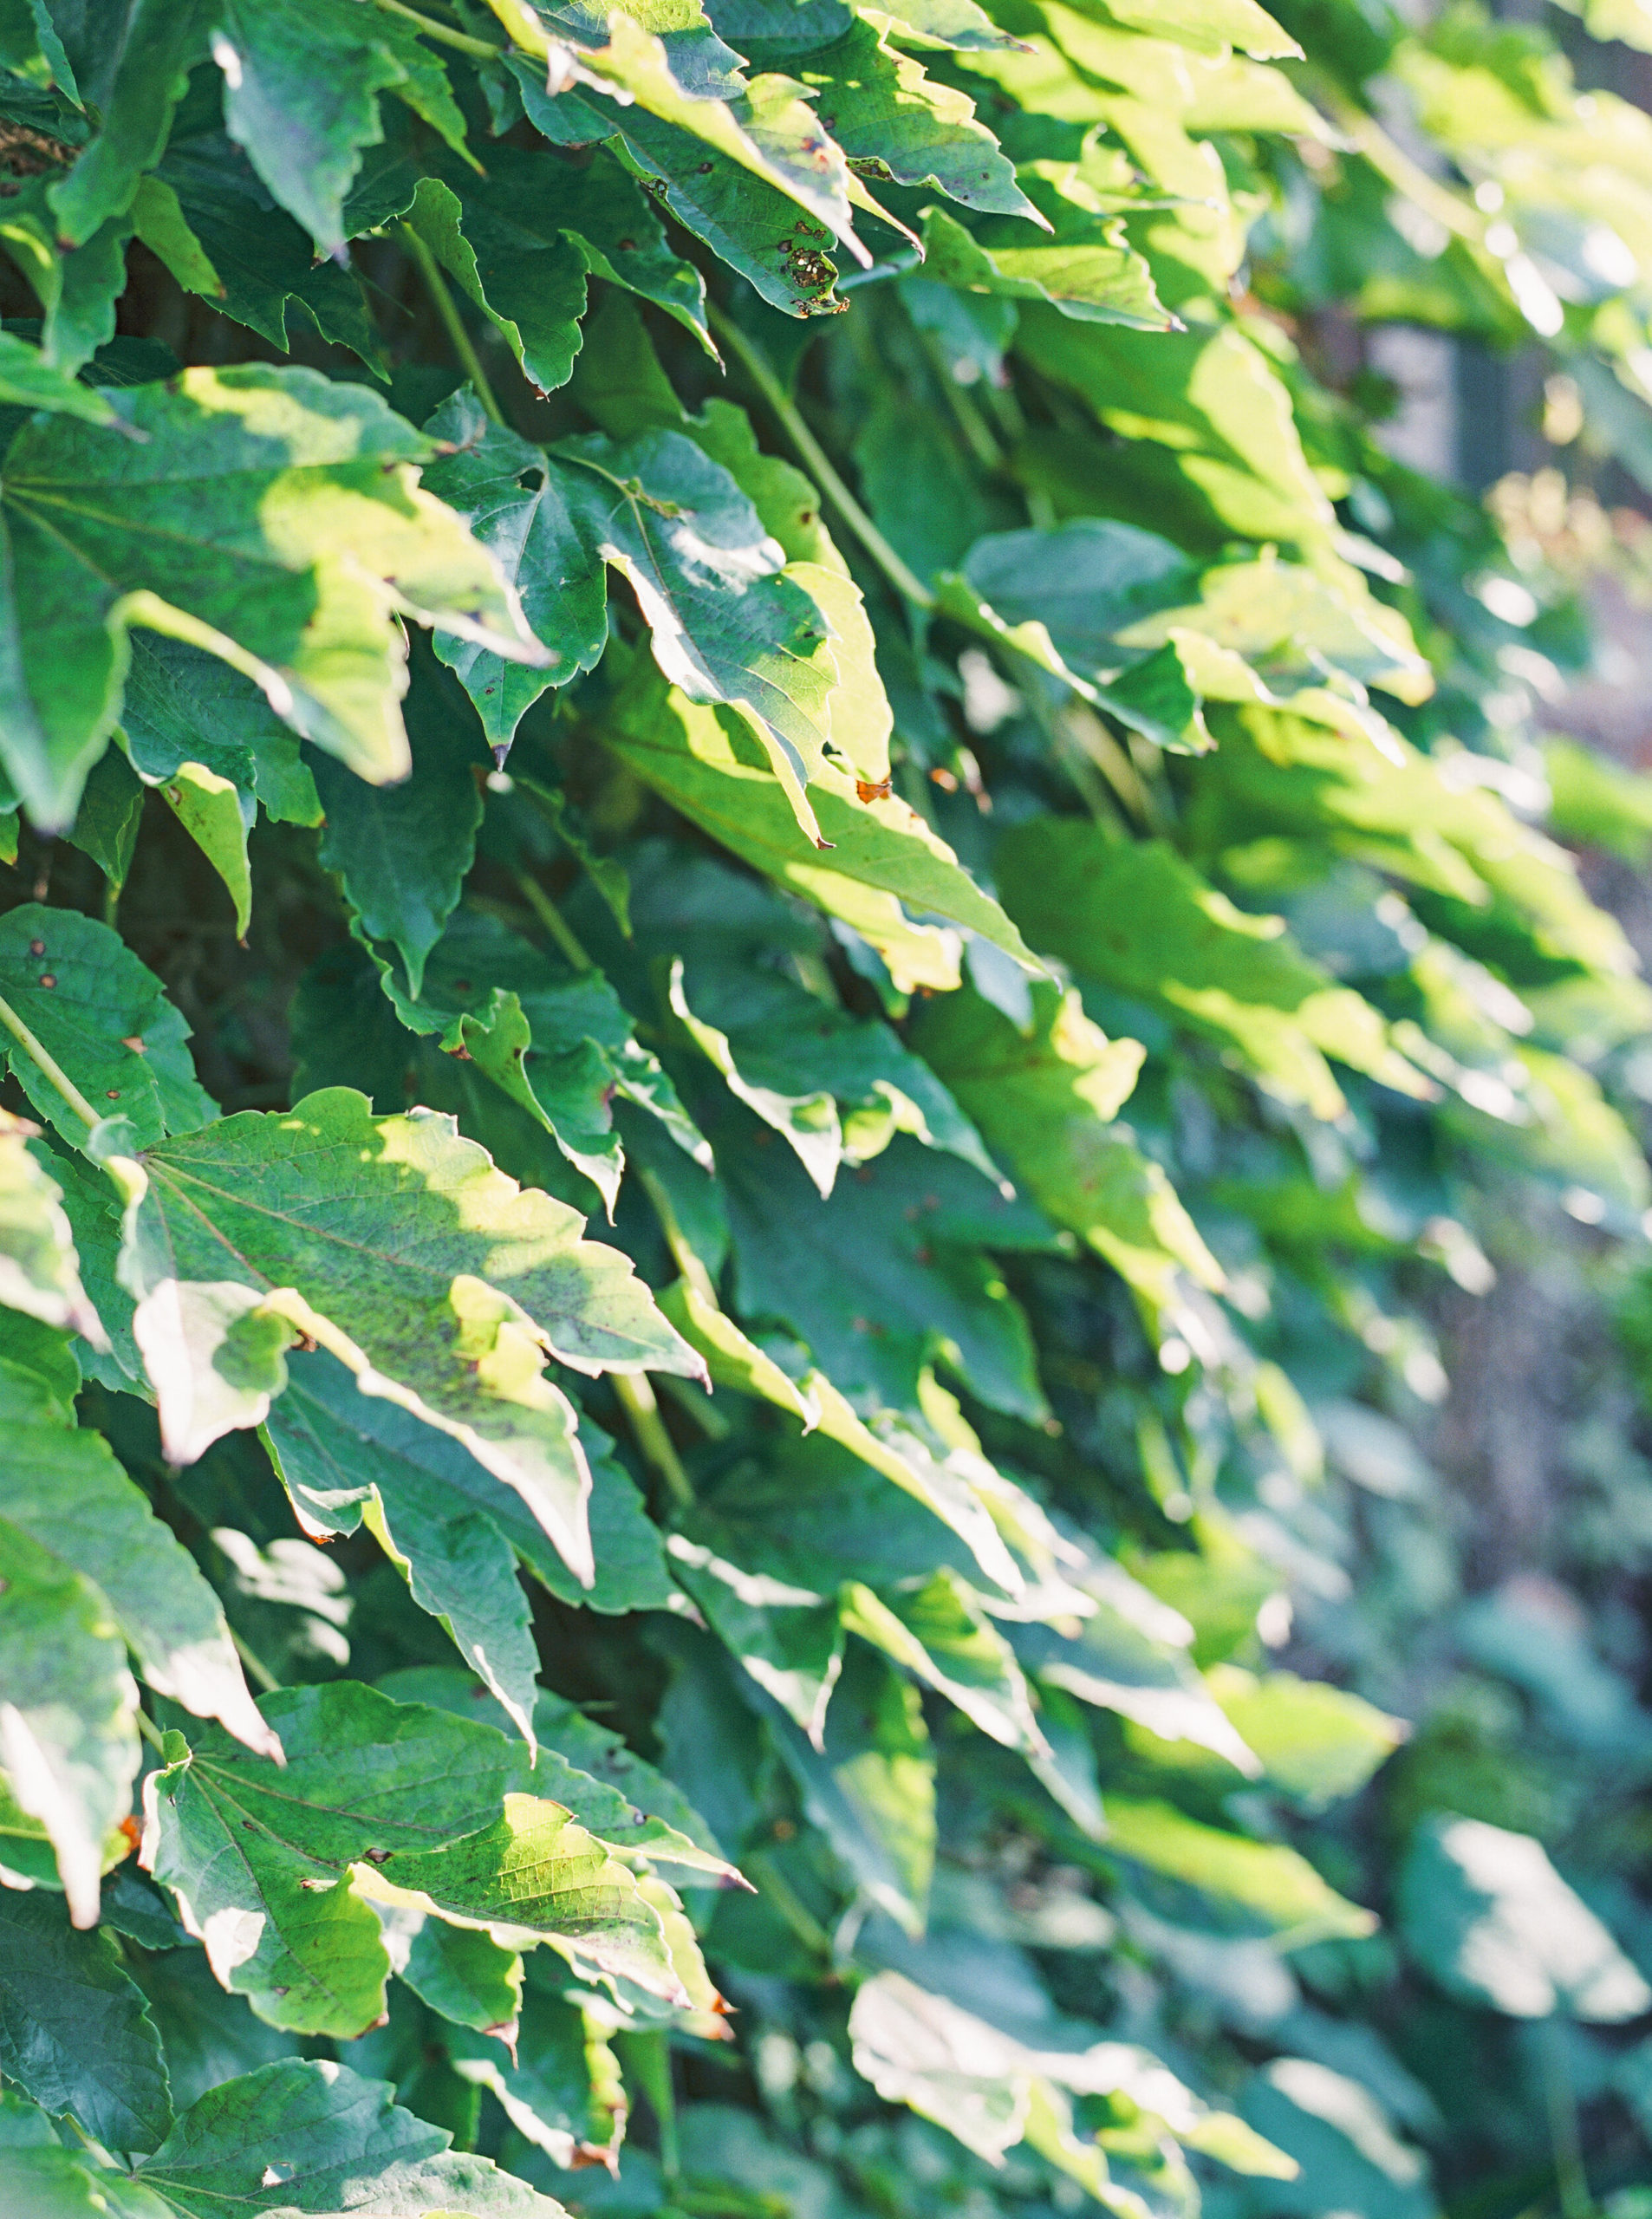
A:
127,2058,567,2215
0,365,543,827
117,1087,701,1586
0,905,214,1150
0,1110,101,1339
0,1335,275,1758
0,1888,171,2157
914,979,1225,1306
997,823,1430,1119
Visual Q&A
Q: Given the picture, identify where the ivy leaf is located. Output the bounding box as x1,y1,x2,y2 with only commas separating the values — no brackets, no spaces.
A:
996,823,1432,1120
720,1113,1052,1424
155,131,386,365
403,1916,524,2040
362,904,707,1218
0,364,545,829
312,661,486,1000
117,1087,702,1586
0,905,215,1151
142,1681,530,2035
0,1888,172,2157
794,22,1040,217
913,979,1225,1307
263,1351,542,1745
406,143,710,399
599,662,1042,988
0,1522,139,1929
755,1645,936,1935
0,1335,276,1758
0,1110,102,1340
47,0,207,250
0,328,119,424
920,189,1171,329
642,864,998,1194
1400,1816,1652,2021
128,2058,568,2215
840,1571,1046,1754
211,0,466,257
421,398,610,750
361,1792,693,2005
440,1980,626,2168
120,631,320,830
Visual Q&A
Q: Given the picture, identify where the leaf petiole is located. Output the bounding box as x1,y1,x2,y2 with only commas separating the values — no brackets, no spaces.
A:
373,0,505,59
0,985,100,1129
612,1372,694,1512
706,303,937,614
398,223,507,427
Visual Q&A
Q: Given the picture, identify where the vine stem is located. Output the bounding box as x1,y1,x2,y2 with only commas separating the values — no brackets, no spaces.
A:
612,1373,695,1512
398,223,506,426
706,302,936,612
231,1627,282,1695
0,986,99,1129
373,0,504,58
516,872,593,972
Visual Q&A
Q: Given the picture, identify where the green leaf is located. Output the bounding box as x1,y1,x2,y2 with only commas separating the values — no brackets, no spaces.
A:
263,1351,542,1743
0,1333,276,1757
920,189,1171,329
996,823,1429,1119
1102,1798,1377,1944
1204,1666,1406,1807
1399,1815,1652,2020
1239,2060,1427,2219
0,1888,171,2156
0,185,133,376
0,1521,139,1929
407,143,709,399
313,667,486,1000
360,1791,693,2005
0,904,214,1150
0,1110,101,1340
0,363,543,828
120,631,321,830
401,1917,524,2040
720,1112,1052,1423
362,904,707,1217
758,1645,936,1934
791,22,1038,217
441,1980,625,2166
840,1570,1045,1753
128,2058,567,2215
421,400,609,751
913,978,1224,1307
46,0,206,251
210,0,462,257
143,1681,529,2036
118,1087,702,1585
0,328,118,423
156,131,385,365
598,661,1041,989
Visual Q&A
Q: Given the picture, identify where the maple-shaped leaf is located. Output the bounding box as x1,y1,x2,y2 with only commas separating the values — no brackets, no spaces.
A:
0,364,545,828
114,1088,703,1588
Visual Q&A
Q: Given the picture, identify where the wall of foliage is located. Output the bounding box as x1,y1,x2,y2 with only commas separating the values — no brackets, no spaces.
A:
8,0,1652,2214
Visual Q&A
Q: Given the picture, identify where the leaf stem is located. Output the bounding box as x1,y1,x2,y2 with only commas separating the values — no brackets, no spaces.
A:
706,303,936,612
231,1626,282,1695
0,986,100,1129
136,1708,167,1754
516,872,593,972
612,1372,695,1512
373,0,504,59
398,223,506,426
